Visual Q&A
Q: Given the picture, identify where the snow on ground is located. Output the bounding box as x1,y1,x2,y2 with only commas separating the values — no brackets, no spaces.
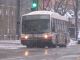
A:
0,40,21,44
0,40,26,49
0,44,26,49
0,39,78,49
67,39,78,47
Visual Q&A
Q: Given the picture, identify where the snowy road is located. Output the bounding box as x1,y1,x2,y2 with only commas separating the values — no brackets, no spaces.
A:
0,40,79,60
0,45,80,60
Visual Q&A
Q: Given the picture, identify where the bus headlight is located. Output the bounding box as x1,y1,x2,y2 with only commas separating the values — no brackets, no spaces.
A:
25,35,29,39
44,34,48,39
43,34,52,40
21,34,29,40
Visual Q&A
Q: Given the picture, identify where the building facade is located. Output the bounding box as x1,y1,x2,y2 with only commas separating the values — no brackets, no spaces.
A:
0,0,32,40
0,0,17,40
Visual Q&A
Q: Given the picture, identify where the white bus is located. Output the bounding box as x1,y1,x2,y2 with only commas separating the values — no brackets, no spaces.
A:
20,11,70,48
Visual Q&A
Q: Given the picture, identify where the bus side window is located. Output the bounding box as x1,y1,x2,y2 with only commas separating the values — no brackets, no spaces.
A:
51,19,55,32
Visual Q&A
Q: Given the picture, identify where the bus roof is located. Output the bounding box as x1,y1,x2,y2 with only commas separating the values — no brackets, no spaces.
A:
22,11,68,21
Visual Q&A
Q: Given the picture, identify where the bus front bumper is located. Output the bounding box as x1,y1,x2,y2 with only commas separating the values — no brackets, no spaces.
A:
21,39,51,45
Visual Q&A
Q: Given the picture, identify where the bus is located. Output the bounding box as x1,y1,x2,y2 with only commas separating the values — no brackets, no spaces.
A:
20,11,70,48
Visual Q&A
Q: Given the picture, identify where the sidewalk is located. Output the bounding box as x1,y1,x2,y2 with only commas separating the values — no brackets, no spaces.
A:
0,40,21,44
0,40,26,49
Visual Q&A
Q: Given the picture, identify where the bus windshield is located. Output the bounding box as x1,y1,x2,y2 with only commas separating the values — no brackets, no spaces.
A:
22,19,50,34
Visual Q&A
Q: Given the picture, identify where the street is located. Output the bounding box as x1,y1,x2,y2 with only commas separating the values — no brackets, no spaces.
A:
0,41,80,60
0,0,80,60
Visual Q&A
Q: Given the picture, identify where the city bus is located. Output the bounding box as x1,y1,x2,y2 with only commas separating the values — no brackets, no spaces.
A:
20,11,70,48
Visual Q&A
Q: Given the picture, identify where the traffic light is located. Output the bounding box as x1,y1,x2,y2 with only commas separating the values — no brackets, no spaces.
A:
31,0,38,11
32,2,37,8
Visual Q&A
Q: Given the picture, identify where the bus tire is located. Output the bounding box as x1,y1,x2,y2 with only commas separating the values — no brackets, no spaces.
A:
59,44,66,48
47,44,56,48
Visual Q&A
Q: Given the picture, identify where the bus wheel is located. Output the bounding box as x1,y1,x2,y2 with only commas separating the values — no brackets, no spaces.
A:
26,45,31,48
26,45,29,48
59,44,66,48
47,44,56,48
52,44,57,48
47,41,56,48
26,44,33,48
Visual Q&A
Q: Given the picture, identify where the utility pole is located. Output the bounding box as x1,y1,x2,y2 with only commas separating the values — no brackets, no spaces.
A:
16,0,20,39
37,0,38,10
75,0,78,41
